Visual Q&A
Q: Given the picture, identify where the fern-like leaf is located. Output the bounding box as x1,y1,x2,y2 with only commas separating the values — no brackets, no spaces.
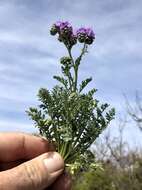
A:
53,75,68,88
79,77,92,92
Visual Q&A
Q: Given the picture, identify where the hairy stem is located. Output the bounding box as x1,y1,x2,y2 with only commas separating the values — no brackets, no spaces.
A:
67,48,79,92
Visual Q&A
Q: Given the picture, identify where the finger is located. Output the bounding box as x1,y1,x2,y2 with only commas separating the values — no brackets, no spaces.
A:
0,163,72,190
50,172,72,190
0,160,24,171
0,164,72,190
0,152,64,190
0,132,55,162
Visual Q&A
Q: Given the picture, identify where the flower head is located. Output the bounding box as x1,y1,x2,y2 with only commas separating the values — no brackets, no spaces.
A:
76,28,86,35
69,32,77,47
76,27,95,44
54,21,62,28
50,21,95,47
50,21,73,36
51,21,75,48
58,21,72,30
55,21,73,36
86,28,95,38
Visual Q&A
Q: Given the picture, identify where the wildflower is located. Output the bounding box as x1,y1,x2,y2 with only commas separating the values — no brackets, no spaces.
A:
76,27,95,44
69,32,77,46
28,21,114,176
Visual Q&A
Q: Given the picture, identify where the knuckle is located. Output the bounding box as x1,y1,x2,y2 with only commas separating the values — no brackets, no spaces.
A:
22,162,42,189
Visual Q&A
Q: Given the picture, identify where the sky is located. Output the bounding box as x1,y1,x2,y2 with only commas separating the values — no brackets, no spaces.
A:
0,0,142,145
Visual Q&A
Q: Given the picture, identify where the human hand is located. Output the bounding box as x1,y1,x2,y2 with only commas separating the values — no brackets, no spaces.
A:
0,132,71,190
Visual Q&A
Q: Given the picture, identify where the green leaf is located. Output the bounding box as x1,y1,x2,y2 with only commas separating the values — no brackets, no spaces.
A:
53,75,68,88
79,77,92,92
87,88,97,97
75,57,81,67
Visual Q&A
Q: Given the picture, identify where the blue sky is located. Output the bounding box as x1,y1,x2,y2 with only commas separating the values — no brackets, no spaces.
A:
0,0,142,145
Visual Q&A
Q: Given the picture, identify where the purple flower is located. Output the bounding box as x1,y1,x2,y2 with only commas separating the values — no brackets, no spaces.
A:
76,28,86,35
53,21,73,43
71,31,77,39
55,21,72,32
86,28,95,38
76,27,95,38
76,27,95,44
50,21,95,47
60,21,72,30
55,21,62,28
69,32,77,46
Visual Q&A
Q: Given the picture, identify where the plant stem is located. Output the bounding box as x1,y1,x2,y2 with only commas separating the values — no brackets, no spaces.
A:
67,43,88,92
67,48,75,66
68,72,73,91
64,45,74,91
67,48,78,92
74,66,78,92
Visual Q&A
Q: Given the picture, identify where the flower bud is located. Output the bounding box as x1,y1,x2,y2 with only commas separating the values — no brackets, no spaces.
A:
60,56,72,66
76,27,95,45
70,34,77,46
85,37,93,45
61,27,72,38
78,34,86,43
50,24,58,35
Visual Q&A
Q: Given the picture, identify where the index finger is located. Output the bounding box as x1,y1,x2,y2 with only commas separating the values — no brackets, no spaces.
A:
0,132,54,162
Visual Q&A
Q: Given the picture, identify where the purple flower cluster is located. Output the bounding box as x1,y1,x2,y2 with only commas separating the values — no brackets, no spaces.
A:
50,21,95,47
55,21,72,34
76,27,95,44
50,21,77,48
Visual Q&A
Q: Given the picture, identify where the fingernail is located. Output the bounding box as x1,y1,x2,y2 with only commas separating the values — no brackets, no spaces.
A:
43,152,64,174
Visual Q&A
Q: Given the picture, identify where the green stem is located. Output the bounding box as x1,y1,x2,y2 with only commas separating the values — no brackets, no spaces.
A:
67,48,77,92
59,141,70,159
74,65,78,92
67,48,75,66
66,151,79,163
68,72,73,91
67,43,87,92
63,144,72,161
74,43,86,92
64,45,74,91
67,48,78,92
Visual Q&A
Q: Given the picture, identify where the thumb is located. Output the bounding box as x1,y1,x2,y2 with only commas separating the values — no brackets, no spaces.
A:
0,152,64,190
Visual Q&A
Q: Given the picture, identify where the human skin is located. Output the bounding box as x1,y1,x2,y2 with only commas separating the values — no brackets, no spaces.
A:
0,132,71,190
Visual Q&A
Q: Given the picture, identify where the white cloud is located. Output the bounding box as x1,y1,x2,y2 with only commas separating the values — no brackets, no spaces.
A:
0,120,37,133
